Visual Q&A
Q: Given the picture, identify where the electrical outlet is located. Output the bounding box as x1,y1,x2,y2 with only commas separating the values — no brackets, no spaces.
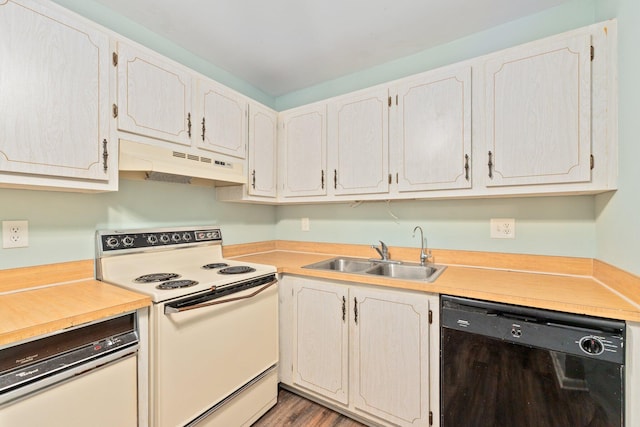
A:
2,220,29,248
301,217,310,232
490,218,515,239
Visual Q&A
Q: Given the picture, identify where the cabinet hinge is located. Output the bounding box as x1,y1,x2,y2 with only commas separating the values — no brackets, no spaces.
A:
429,411,433,425
112,104,118,118
112,52,118,67
428,310,433,324
590,45,594,61
590,154,594,170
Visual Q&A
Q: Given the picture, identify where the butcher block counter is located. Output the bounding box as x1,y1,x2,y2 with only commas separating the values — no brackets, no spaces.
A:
0,260,150,346
225,241,640,323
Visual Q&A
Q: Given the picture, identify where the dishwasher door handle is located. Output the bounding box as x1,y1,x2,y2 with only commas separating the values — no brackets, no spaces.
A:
164,279,277,314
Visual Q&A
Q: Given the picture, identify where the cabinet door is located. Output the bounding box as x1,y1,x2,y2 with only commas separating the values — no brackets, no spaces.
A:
0,0,111,183
292,278,349,405
248,103,277,197
116,41,193,146
351,287,431,427
197,80,247,158
329,88,389,195
280,103,327,197
485,34,592,187
394,65,471,192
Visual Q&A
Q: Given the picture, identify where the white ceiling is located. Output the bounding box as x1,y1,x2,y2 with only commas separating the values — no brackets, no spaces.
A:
95,0,575,97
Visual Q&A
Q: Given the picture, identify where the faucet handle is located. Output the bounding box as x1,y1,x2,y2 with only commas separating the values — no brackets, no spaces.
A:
371,241,389,260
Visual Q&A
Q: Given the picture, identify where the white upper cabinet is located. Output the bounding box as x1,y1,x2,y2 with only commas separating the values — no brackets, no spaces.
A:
196,80,248,159
247,103,277,198
279,103,328,198
484,34,592,187
0,0,115,191
115,41,193,146
328,87,390,196
393,65,472,192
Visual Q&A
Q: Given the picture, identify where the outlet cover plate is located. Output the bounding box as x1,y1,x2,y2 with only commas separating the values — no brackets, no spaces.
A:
2,220,29,248
490,218,515,239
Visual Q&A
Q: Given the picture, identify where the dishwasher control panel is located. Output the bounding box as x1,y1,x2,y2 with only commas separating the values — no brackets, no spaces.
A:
441,295,625,364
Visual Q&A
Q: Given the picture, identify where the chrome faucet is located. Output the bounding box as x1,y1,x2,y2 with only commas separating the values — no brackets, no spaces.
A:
371,240,390,261
412,226,431,266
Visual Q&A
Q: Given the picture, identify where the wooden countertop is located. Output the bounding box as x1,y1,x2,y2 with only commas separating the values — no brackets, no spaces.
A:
229,247,640,322
0,260,151,347
2,241,638,346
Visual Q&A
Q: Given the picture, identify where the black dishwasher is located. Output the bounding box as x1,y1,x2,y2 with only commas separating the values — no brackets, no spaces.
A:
441,295,625,427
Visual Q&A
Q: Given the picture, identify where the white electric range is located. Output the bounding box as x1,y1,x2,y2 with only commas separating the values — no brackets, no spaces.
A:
96,226,278,427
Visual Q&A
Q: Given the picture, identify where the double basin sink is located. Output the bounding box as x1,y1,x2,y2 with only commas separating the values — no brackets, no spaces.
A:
302,257,447,282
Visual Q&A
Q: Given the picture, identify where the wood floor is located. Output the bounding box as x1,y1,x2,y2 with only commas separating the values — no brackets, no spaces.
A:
252,388,365,427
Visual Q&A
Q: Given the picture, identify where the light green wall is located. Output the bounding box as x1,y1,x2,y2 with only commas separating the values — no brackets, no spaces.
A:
0,180,276,269
276,197,596,258
593,0,640,276
3,0,639,276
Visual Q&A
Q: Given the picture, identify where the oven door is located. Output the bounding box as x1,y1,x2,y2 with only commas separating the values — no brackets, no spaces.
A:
152,276,278,427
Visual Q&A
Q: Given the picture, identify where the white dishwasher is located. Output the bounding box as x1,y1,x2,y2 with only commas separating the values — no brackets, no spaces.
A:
0,312,139,427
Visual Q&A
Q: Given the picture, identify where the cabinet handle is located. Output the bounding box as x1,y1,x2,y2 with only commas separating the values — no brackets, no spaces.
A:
354,297,358,325
488,151,493,179
201,117,206,141
334,169,337,189
342,296,346,322
252,170,256,189
321,170,325,189
187,113,192,138
102,139,108,173
464,154,470,181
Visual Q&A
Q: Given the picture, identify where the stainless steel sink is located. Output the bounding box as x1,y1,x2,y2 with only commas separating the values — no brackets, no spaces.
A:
365,262,447,282
302,257,376,273
302,257,446,282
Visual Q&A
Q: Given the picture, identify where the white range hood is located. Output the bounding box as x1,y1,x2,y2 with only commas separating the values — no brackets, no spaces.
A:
118,140,246,186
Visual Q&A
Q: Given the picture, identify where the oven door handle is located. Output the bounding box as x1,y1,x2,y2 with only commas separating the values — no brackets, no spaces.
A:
164,279,277,314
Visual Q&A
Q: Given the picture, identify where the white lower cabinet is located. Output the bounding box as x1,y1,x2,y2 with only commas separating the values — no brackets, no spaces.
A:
280,276,439,427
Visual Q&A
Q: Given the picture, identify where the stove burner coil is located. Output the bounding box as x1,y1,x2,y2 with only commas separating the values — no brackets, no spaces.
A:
217,266,256,275
135,273,181,283
156,280,199,290
201,263,229,270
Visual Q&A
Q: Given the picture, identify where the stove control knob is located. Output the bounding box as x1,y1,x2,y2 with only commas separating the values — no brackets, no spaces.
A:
105,236,119,249
182,233,192,242
579,336,604,355
122,236,135,247
160,234,170,244
171,233,181,242
147,235,158,245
